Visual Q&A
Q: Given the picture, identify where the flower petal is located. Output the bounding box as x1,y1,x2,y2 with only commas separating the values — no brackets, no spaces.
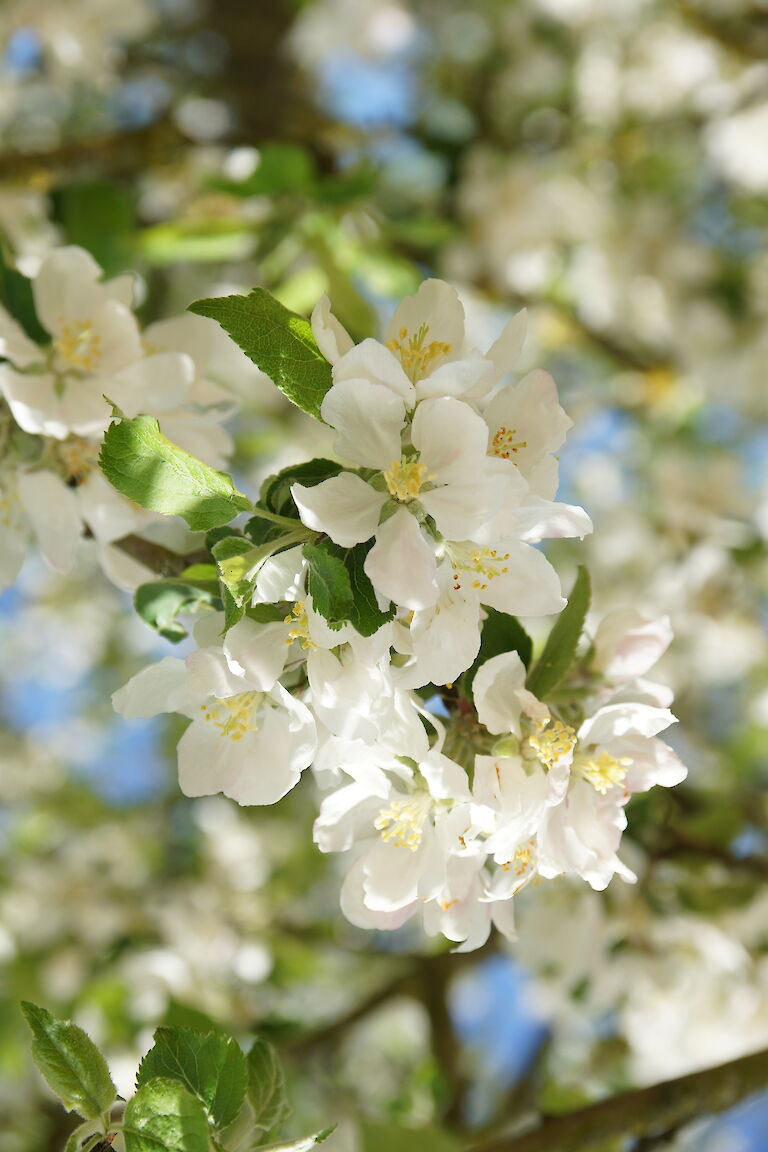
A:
311,294,354,364
364,507,438,609
320,376,407,467
292,472,386,547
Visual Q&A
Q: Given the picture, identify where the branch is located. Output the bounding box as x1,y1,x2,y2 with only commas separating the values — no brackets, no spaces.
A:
0,119,187,180
470,1046,768,1152
107,533,208,578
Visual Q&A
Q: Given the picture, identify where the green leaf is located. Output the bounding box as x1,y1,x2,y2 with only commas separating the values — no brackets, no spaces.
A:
526,566,591,700
208,143,316,198
136,1028,247,1132
261,459,343,519
134,582,218,642
246,1037,291,1135
0,248,48,344
99,414,251,530
189,290,332,420
50,179,135,276
303,539,395,637
461,609,533,694
63,1120,106,1152
21,1002,116,1120
303,543,354,631
211,537,264,607
123,1077,210,1152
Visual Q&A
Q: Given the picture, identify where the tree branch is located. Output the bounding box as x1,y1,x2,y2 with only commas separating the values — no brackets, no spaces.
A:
470,1046,768,1152
107,533,208,578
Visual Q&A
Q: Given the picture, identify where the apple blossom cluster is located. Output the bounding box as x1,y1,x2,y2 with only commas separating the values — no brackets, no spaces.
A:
103,278,687,951
0,245,243,588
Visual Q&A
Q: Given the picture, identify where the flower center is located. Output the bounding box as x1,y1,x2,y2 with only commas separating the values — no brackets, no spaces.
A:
446,542,511,593
284,600,317,650
374,792,431,851
57,437,100,484
490,425,527,460
526,717,577,770
384,455,428,502
386,323,452,382
576,749,631,794
200,691,263,741
55,319,102,373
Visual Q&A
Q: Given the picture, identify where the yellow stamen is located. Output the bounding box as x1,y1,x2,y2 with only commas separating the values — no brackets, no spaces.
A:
200,691,262,741
374,793,431,851
527,718,577,770
55,319,102,373
384,456,428,502
386,322,452,382
577,750,631,794
447,543,511,593
284,600,317,650
490,425,527,460
57,437,100,484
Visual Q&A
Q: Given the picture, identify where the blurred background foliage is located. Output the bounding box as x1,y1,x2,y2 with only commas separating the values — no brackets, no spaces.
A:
0,0,767,1149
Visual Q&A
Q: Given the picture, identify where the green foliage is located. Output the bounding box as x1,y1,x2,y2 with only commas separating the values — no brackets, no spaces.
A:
360,1123,461,1152
462,608,533,695
136,1027,248,1131
123,1077,210,1152
189,290,333,420
261,459,344,519
99,414,252,530
50,179,136,276
245,1037,291,1137
0,248,48,345
21,1002,116,1119
134,582,219,642
304,539,394,637
212,530,308,629
211,143,317,199
526,566,591,700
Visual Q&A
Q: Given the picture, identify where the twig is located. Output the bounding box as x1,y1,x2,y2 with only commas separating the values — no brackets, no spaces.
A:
470,1045,768,1152
107,533,208,578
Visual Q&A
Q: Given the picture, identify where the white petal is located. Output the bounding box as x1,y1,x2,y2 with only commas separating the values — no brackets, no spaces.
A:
486,308,527,377
500,498,593,543
108,351,194,417
311,294,354,364
578,703,677,745
112,657,190,718
340,857,417,931
16,469,82,572
592,610,673,682
412,396,489,484
33,246,104,332
386,279,465,359
0,365,105,439
332,338,414,404
223,616,288,690
473,651,527,735
481,541,565,617
292,473,386,547
620,734,688,791
362,838,423,911
320,377,407,467
77,470,144,542
414,357,495,402
364,507,438,609
396,581,481,689
0,304,43,368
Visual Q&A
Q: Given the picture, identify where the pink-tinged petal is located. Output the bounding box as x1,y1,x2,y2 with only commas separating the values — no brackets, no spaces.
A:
592,609,673,682
472,651,527,735
16,469,81,572
320,377,407,467
480,541,565,617
364,507,439,609
310,294,354,364
618,735,688,791
292,472,386,547
332,338,414,404
578,703,677,745
500,497,593,543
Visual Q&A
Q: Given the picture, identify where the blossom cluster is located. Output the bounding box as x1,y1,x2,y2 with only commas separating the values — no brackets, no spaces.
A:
111,279,687,950
0,245,245,588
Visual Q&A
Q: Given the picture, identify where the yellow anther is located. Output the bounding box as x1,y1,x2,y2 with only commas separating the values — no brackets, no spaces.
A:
490,425,528,460
527,718,577,771
448,544,511,593
374,793,431,851
384,456,428,502
200,691,262,741
577,750,631,794
284,600,316,650
386,322,452,382
57,437,100,483
55,319,102,373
